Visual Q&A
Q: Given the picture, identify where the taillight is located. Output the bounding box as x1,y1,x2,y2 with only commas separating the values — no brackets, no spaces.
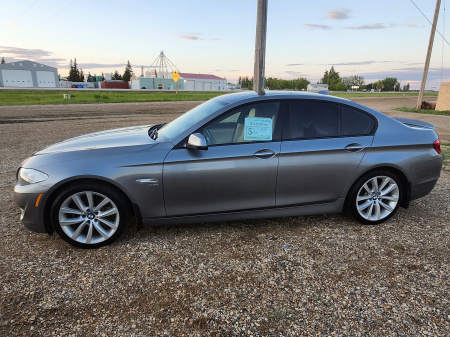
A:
433,139,441,154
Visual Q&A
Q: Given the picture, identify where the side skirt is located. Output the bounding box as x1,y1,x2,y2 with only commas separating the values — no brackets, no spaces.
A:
142,199,345,227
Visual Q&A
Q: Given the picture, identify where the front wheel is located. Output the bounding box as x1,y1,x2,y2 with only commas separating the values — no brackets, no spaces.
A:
51,183,129,248
347,171,402,225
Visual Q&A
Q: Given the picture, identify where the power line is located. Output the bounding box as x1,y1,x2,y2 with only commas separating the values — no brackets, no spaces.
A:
1,0,78,42
410,0,450,46
0,0,40,35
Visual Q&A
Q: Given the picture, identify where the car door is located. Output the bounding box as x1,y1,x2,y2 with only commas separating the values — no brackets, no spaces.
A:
276,100,376,206
163,101,283,217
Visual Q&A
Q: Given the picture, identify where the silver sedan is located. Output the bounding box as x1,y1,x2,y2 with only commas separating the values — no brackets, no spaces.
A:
14,91,443,248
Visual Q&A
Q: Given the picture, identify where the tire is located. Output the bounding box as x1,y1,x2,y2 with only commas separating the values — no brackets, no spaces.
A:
347,170,402,225
51,182,129,248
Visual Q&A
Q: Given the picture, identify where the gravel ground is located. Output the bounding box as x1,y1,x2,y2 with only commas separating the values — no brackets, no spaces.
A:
0,97,449,336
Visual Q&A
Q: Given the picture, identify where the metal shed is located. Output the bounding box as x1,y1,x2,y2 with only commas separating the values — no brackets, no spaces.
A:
0,60,59,88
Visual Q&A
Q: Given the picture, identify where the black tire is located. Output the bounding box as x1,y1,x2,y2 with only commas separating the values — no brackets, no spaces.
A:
51,182,129,248
347,170,402,225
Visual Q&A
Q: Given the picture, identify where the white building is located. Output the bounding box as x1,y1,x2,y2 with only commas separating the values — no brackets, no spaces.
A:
179,73,226,91
132,71,227,91
307,83,329,93
0,60,58,88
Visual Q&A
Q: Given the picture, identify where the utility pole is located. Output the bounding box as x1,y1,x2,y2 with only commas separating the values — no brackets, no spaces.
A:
416,0,441,109
254,0,268,95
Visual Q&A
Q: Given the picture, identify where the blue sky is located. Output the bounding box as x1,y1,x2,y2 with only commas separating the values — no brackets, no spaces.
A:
1,0,449,89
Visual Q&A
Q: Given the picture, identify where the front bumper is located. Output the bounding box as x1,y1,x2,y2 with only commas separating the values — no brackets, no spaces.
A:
14,183,50,233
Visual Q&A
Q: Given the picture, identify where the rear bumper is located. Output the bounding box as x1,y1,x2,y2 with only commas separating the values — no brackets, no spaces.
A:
410,178,439,201
409,154,442,201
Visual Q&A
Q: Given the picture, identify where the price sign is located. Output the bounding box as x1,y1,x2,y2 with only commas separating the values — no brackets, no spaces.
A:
244,118,273,141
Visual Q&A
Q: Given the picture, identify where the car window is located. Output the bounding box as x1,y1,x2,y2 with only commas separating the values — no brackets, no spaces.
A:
290,100,339,139
158,96,228,140
342,106,375,136
202,101,280,145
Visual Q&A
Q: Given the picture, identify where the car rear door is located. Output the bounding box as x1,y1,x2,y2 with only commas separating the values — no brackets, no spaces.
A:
276,100,376,206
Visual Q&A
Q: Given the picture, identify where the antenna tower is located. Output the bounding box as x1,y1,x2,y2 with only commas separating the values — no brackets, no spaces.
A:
148,51,179,78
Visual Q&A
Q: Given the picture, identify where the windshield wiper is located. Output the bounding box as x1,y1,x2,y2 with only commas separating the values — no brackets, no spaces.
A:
148,123,166,140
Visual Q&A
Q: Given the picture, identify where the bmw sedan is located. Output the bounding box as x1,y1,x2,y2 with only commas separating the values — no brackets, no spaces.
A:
15,91,443,248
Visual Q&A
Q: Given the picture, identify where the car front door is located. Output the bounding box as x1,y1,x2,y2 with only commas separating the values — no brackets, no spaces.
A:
163,101,283,217
276,100,376,206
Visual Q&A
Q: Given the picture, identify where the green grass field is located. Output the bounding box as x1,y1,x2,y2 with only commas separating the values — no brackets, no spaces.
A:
331,92,437,98
396,106,450,116
0,90,228,106
0,89,439,106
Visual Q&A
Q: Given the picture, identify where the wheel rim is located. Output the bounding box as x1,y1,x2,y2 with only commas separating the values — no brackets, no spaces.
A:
356,176,399,222
58,191,120,245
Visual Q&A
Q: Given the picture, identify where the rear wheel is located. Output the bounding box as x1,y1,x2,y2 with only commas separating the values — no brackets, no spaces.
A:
347,171,402,225
51,183,129,248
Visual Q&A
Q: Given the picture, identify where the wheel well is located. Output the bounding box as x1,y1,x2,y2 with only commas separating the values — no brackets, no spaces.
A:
348,166,411,209
43,178,135,234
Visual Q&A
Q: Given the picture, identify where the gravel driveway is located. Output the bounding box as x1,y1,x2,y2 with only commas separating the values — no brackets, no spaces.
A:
0,98,449,336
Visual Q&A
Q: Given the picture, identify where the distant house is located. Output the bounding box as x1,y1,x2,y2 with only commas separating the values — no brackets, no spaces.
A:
179,73,226,91
131,71,227,91
307,83,329,92
0,60,58,88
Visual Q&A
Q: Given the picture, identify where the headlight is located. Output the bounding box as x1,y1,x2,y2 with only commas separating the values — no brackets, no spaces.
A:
18,168,49,185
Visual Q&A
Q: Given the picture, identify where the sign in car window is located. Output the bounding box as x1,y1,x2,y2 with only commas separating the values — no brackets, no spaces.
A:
244,117,273,141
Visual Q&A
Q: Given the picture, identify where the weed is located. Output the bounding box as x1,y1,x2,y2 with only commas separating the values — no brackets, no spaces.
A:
268,306,290,323
395,106,450,116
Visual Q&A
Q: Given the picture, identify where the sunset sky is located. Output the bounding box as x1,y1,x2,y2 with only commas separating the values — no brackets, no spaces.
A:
1,0,449,90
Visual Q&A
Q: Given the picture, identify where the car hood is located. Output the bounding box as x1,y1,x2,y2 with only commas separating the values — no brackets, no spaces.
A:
35,125,157,155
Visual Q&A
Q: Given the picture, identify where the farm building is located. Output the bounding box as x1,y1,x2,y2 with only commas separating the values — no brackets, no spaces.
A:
307,83,329,92
131,51,227,91
0,60,58,88
131,72,226,91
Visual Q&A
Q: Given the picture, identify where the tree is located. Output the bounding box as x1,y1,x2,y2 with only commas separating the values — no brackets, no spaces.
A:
240,76,253,89
320,66,345,91
1,57,5,64
112,70,122,80
67,58,84,82
122,60,133,82
365,83,374,91
342,75,365,90
264,77,310,90
403,83,410,91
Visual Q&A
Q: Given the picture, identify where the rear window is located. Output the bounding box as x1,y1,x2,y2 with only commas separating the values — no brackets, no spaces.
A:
288,100,376,139
342,106,375,136
290,100,340,139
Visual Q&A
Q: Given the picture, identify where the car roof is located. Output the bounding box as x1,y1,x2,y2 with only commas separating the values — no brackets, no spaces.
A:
215,91,388,121
217,90,353,105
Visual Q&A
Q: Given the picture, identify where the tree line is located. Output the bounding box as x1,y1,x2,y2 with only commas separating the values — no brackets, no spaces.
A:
239,66,411,92
239,76,310,91
66,59,133,82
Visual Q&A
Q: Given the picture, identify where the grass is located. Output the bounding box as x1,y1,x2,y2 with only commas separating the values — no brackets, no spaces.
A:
331,92,437,98
0,89,439,106
0,90,228,105
396,106,450,116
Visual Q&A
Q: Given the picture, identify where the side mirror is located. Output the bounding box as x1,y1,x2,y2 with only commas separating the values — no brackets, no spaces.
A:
186,133,208,150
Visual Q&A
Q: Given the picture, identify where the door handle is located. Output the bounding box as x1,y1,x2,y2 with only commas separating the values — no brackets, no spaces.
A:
344,143,364,152
253,149,277,159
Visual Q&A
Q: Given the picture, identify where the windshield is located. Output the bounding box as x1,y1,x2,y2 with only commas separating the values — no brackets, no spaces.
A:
158,97,229,140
